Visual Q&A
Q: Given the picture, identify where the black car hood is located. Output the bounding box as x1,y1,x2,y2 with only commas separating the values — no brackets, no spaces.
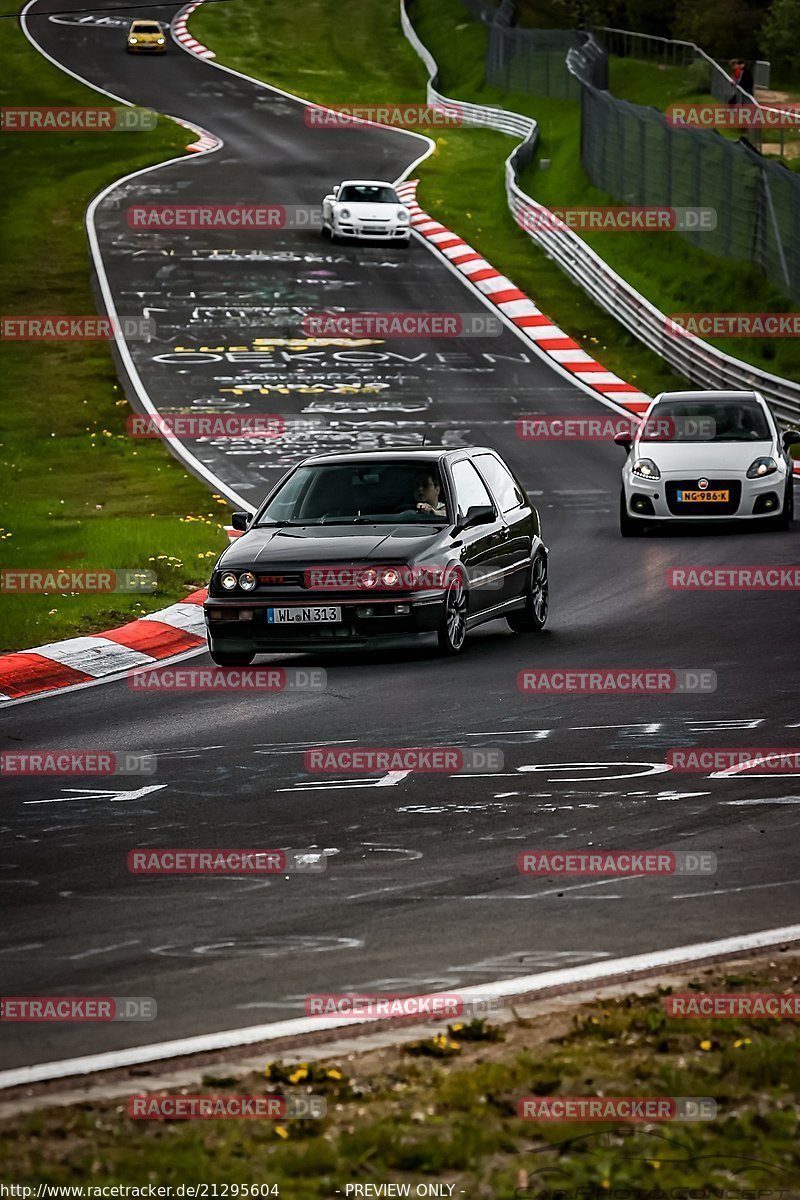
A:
219,524,446,567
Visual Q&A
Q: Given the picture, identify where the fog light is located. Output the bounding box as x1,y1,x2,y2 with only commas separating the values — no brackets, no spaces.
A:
356,606,374,617
239,610,254,621
395,604,410,614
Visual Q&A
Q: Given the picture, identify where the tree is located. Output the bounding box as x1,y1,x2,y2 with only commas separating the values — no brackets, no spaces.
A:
761,0,800,78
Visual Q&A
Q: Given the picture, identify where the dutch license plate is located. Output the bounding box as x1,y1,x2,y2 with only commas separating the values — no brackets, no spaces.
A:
267,607,341,624
676,490,729,503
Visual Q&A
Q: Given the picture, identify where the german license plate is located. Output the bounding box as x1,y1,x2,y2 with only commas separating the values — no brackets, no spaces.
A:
676,490,729,503
267,607,341,624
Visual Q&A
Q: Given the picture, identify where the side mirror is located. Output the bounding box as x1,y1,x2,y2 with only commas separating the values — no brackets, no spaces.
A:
231,511,251,531
332,184,340,196
614,431,633,453
459,504,496,531
782,429,800,450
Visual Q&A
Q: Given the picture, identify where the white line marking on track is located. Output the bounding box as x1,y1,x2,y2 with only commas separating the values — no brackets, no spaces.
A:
4,924,798,1089
671,879,800,900
67,940,141,961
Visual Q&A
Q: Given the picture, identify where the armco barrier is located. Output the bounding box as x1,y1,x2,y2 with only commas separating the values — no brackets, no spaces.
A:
400,0,800,427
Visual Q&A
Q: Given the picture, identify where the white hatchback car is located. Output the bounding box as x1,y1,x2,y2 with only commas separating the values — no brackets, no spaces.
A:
616,390,799,535
321,180,411,245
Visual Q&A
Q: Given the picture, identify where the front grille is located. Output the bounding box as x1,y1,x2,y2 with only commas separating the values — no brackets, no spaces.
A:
665,479,741,516
256,572,305,589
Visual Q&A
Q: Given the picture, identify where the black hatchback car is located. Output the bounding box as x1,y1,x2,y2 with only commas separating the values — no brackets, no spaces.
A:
204,448,549,663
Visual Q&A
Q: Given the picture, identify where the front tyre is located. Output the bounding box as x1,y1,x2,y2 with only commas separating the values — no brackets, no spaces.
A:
507,551,549,634
620,489,646,537
209,647,255,667
773,477,794,530
437,571,468,655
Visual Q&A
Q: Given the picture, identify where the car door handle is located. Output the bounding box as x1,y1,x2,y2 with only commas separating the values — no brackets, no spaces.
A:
498,527,510,541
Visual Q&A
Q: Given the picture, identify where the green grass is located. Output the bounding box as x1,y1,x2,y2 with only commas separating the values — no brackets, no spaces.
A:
2,956,799,1191
192,0,800,398
0,27,230,653
412,0,800,382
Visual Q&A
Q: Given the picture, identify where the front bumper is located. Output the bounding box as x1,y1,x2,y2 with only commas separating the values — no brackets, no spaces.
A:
127,41,166,52
623,470,787,520
204,593,444,652
333,222,410,240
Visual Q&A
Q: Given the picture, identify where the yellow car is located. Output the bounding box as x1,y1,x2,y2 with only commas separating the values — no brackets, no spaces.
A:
126,19,167,53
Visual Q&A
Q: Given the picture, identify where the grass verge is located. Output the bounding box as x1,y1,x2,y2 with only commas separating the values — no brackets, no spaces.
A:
411,0,800,385
0,27,229,654
1,955,798,1191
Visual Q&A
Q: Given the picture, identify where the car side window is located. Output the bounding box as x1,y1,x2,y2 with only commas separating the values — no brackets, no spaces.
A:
474,453,526,513
451,459,495,517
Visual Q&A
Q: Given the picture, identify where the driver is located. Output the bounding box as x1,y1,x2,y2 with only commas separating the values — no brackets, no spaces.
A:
413,470,447,516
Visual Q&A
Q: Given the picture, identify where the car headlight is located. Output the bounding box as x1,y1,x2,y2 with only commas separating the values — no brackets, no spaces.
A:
397,209,410,223
360,568,378,589
239,571,257,591
339,208,350,220
220,572,238,590
157,36,165,43
746,456,778,478
380,567,401,587
129,36,138,42
631,458,661,480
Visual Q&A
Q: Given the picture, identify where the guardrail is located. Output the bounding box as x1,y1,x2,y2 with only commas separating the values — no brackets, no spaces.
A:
399,0,800,427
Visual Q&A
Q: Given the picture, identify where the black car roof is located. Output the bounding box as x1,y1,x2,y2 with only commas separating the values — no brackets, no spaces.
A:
298,447,493,465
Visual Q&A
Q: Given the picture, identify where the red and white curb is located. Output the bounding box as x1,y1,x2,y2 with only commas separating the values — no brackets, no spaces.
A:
397,180,651,417
171,1,215,60
174,116,221,154
0,591,210,704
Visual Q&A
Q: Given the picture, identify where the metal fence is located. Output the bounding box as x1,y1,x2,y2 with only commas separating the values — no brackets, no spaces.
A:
399,0,800,425
486,26,608,99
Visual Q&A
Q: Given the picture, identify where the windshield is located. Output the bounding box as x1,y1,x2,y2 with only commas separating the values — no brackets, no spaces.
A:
639,399,772,443
256,462,450,525
338,185,399,204
132,21,161,30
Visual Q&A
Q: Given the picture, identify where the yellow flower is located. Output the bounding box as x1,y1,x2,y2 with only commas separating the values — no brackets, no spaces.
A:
327,1068,342,1080
451,1023,463,1032
734,1038,752,1048
648,1160,661,1169
288,1066,308,1084
275,1125,289,1139
699,1039,712,1051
